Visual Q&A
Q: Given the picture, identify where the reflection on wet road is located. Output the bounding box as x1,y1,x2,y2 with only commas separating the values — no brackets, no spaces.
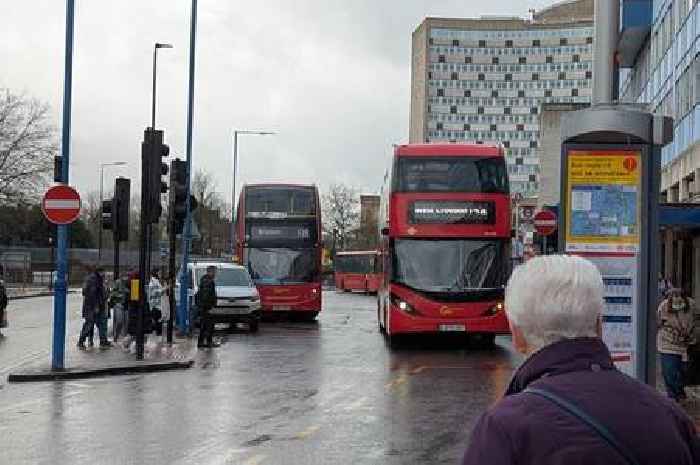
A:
0,292,521,465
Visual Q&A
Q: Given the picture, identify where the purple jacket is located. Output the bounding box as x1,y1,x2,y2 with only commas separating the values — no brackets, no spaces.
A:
463,338,700,465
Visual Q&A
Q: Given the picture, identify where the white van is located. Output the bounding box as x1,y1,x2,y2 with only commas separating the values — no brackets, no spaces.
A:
176,261,261,332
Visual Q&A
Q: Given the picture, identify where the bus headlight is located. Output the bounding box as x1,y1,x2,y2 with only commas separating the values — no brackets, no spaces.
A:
483,302,504,317
391,294,415,314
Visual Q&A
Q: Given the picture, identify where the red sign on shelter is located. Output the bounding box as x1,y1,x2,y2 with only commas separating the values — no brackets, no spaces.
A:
42,185,81,225
534,210,557,236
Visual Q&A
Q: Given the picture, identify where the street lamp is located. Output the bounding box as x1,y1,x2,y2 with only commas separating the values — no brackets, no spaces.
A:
98,161,128,261
231,130,276,251
152,42,173,129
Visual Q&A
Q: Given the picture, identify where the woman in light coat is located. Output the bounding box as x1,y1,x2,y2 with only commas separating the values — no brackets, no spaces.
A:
658,288,696,402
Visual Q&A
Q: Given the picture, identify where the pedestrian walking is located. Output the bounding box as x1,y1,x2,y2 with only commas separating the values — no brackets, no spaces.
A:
462,255,699,465
148,269,163,336
658,288,696,402
0,270,8,337
78,266,112,349
108,276,129,340
196,265,218,348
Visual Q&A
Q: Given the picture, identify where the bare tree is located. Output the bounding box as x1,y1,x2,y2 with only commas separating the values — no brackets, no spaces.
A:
322,183,360,251
191,168,227,255
0,89,58,203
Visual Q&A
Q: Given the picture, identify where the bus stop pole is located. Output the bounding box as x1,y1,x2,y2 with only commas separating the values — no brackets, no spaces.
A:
52,0,75,370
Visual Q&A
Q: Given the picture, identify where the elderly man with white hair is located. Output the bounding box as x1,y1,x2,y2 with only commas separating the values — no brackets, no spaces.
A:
462,255,699,465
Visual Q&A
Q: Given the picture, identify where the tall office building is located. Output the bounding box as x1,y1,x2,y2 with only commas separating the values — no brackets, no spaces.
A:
409,0,594,196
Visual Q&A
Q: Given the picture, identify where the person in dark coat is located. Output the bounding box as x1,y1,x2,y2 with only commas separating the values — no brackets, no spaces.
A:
0,269,8,337
78,265,111,349
197,265,218,348
463,255,700,465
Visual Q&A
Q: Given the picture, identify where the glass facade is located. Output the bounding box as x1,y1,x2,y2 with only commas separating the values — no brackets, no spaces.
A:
424,25,594,196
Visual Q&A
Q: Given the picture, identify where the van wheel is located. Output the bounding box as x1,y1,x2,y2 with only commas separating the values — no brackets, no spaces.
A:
470,333,496,349
249,319,259,333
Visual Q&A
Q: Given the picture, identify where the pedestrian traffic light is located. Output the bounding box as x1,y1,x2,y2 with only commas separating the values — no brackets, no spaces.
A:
169,159,198,234
102,199,113,230
113,177,130,242
142,128,169,224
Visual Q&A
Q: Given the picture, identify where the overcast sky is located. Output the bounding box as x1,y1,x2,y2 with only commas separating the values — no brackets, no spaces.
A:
1,0,555,202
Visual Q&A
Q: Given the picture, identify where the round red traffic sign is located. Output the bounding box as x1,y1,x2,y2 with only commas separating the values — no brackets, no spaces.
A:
42,185,81,225
534,210,557,236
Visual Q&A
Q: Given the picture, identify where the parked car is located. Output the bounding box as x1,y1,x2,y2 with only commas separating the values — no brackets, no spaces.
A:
176,261,261,332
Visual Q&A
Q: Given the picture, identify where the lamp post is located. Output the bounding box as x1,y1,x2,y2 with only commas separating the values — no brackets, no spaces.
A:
231,130,275,251
152,42,173,129
98,161,127,262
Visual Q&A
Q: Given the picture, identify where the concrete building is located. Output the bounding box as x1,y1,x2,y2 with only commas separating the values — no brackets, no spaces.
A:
617,0,700,297
537,102,589,210
409,0,594,196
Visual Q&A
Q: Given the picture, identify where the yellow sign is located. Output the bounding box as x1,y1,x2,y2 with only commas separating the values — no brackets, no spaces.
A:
565,151,641,253
130,279,140,301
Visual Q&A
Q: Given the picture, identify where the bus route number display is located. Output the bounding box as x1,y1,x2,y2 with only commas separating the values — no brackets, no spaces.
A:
249,225,311,241
410,200,494,224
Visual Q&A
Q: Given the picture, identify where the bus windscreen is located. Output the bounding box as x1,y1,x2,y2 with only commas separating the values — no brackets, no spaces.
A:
245,187,316,217
247,247,318,284
394,156,508,194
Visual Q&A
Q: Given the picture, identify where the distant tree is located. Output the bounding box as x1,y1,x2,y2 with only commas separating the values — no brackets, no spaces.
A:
0,88,58,203
0,203,93,248
322,183,360,251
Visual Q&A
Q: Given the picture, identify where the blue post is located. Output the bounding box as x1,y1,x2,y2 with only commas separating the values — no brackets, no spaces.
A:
178,0,197,333
52,0,75,370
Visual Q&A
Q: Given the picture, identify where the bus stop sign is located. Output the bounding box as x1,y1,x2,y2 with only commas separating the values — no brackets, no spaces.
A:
534,210,557,236
42,185,81,225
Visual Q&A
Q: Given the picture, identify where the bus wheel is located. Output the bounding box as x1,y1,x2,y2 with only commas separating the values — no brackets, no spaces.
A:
297,311,318,322
388,333,402,349
248,319,259,333
377,303,385,334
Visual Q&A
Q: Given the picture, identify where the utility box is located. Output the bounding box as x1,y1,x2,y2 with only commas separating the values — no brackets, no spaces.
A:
560,104,673,384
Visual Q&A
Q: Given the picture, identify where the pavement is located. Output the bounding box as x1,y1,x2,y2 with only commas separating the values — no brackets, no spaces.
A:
0,292,698,465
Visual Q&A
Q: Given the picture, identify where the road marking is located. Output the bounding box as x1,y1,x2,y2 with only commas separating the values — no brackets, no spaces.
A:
295,425,320,439
343,396,368,411
242,454,267,465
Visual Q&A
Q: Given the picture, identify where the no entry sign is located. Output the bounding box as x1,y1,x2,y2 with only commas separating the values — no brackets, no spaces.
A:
534,210,557,236
42,185,81,225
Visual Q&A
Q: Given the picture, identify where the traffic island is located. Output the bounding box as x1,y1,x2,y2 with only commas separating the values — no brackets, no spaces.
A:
7,358,194,383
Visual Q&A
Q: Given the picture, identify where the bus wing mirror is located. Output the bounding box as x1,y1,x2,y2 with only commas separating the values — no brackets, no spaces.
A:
381,227,389,236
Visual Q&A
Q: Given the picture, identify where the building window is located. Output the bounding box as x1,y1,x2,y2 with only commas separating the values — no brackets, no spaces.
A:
518,90,525,98
504,107,511,115
572,54,580,63
546,56,553,64
532,73,539,81
465,56,472,64
478,107,484,114
436,122,443,130
464,124,470,131
559,72,566,80
464,90,471,97
530,107,538,115
505,73,512,81
491,90,498,98
530,140,538,148
429,38,434,45
451,72,458,80
451,105,457,114
439,55,445,63
560,38,568,46
478,73,485,81
452,39,459,46
492,57,499,64
533,39,541,47
586,37,593,44
545,89,552,97
585,71,592,79
478,40,486,47
519,56,527,64
572,88,578,97
505,40,513,48
437,88,444,97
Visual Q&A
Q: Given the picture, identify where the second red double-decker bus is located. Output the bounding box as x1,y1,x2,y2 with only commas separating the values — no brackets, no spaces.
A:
377,143,511,346
236,184,322,320
334,250,381,293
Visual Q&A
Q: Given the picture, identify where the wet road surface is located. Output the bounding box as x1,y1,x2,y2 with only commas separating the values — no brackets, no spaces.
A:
0,292,521,465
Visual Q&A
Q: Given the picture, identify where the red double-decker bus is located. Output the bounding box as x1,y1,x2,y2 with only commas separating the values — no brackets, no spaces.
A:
377,143,511,346
235,184,322,320
334,250,381,294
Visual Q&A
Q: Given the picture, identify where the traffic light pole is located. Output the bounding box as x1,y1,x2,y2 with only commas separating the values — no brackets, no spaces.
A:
137,151,149,360
167,216,176,344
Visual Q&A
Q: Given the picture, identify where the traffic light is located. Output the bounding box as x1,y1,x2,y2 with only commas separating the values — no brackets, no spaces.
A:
113,177,131,242
169,158,198,234
102,199,113,230
53,156,63,183
142,128,169,224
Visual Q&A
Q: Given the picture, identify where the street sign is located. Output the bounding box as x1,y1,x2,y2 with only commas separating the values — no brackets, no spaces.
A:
42,185,81,225
533,210,557,236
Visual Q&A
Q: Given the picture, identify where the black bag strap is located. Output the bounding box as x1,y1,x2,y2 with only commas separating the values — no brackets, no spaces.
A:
524,387,640,465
